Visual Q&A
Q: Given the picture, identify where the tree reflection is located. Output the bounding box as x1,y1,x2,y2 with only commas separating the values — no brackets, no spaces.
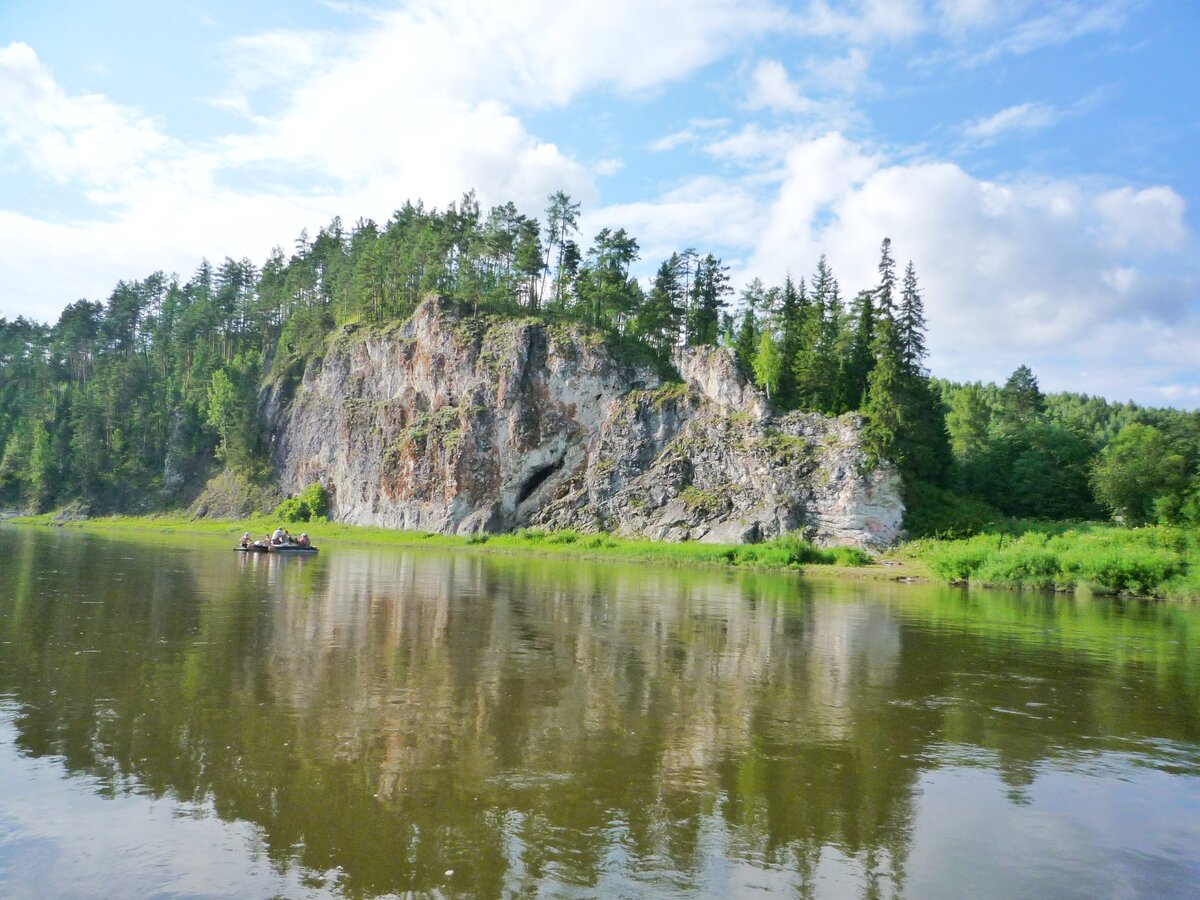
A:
0,527,1198,897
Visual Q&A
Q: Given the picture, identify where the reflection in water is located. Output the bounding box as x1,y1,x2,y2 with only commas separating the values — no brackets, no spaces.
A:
1,526,1199,897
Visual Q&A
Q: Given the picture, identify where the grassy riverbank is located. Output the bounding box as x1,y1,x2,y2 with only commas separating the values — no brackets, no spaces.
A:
7,513,876,573
903,522,1200,600
11,513,1196,599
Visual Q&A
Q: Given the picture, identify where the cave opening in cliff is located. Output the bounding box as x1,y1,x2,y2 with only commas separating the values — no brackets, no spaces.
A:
517,458,564,504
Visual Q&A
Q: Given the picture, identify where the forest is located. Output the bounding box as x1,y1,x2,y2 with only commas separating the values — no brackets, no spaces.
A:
1,189,1198,536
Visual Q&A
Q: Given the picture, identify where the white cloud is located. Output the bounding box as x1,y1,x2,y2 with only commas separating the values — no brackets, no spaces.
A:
964,0,1131,64
0,43,179,191
803,47,871,95
936,0,1005,34
962,101,1059,142
651,130,699,152
0,0,786,318
738,133,1198,400
1094,186,1188,253
802,0,926,43
746,60,818,114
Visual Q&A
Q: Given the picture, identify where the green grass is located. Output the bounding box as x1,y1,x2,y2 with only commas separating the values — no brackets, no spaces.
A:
909,523,1199,599
8,513,874,574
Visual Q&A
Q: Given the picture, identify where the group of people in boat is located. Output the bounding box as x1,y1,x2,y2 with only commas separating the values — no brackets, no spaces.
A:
240,527,312,550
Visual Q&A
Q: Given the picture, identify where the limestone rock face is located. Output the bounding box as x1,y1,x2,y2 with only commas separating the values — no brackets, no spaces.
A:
266,296,904,548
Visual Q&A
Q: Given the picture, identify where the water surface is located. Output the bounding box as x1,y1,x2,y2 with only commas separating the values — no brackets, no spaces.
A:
1,525,1198,898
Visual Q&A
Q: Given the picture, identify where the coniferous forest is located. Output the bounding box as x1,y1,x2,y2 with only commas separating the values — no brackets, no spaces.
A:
2,190,1198,535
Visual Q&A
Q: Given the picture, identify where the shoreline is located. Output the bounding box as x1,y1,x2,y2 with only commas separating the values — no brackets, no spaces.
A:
3,513,931,583
10,514,1193,600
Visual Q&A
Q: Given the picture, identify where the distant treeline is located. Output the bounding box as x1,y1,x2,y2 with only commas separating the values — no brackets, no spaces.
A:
1,190,1197,532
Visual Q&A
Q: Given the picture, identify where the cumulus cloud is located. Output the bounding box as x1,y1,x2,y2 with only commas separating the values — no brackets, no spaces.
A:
0,0,1195,406
739,133,1198,402
0,0,784,317
0,42,179,191
746,60,818,114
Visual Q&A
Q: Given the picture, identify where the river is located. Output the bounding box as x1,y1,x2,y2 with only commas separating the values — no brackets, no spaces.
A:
0,525,1198,898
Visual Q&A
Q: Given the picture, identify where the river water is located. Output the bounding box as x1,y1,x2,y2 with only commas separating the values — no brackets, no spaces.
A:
0,525,1198,898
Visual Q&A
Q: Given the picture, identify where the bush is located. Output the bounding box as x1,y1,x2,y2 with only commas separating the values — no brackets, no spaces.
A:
924,540,992,581
830,546,872,567
274,482,329,523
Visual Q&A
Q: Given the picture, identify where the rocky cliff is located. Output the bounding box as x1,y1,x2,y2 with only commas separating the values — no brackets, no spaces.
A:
264,296,904,548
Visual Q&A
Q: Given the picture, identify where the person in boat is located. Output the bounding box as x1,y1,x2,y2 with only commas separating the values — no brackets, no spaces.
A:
296,533,310,547
240,532,252,548
271,527,285,545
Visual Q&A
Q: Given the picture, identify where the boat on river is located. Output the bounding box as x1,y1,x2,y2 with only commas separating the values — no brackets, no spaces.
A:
236,543,319,555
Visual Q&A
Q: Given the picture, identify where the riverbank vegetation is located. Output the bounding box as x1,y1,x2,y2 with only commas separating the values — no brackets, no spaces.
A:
8,514,872,572
2,189,1198,588
906,523,1200,599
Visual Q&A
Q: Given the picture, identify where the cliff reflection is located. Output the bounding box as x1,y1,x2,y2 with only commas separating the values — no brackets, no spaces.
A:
1,528,1198,897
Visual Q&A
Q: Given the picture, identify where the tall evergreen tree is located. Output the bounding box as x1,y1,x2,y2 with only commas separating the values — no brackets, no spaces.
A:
734,307,758,373
875,236,897,321
862,314,906,465
633,254,685,358
839,289,876,411
687,254,731,347
998,364,1045,430
543,191,580,309
777,275,804,406
897,261,927,377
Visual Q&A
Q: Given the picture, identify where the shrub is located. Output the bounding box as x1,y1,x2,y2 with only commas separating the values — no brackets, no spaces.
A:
830,546,872,567
274,482,329,523
924,540,992,582
274,496,306,523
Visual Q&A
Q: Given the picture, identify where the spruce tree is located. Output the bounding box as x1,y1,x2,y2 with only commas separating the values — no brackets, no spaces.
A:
793,270,826,411
839,289,875,411
862,314,906,465
734,306,758,373
875,237,897,321
777,275,804,406
687,254,731,347
897,261,927,377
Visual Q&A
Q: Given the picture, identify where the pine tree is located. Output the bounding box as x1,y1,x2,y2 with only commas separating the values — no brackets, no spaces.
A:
634,254,685,358
793,273,826,411
998,364,1045,431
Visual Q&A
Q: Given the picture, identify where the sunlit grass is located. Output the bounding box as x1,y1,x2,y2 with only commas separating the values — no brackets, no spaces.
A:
8,513,872,573
912,524,1198,598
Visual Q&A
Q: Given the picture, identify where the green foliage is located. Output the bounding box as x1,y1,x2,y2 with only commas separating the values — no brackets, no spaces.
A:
903,479,999,539
274,483,329,522
916,524,1198,597
1090,423,1192,525
5,183,1193,542
751,331,784,400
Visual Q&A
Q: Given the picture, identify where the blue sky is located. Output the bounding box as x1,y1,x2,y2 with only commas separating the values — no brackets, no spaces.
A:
1,0,1198,405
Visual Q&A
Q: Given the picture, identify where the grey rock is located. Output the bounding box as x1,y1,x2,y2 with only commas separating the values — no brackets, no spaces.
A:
268,296,904,549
